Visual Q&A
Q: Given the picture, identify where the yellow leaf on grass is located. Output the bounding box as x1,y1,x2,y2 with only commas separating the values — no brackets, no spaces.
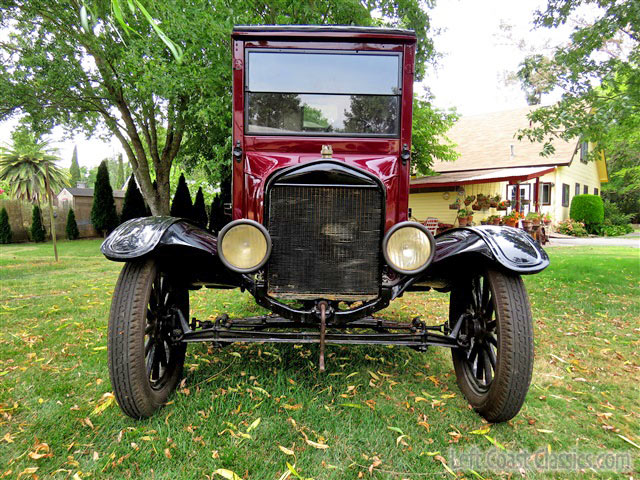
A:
2,432,14,443
279,445,295,456
91,392,115,416
247,417,261,432
18,467,38,478
368,370,380,381
469,426,491,435
213,469,242,480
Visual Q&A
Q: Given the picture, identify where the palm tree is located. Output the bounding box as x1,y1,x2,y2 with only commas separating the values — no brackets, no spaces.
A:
0,132,69,261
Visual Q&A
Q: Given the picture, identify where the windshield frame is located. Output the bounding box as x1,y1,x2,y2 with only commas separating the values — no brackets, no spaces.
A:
244,48,403,138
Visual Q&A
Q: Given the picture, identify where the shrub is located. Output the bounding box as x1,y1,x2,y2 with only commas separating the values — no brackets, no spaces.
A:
66,208,79,240
31,205,46,242
91,161,119,235
193,187,208,227
603,201,633,226
600,224,633,237
208,195,225,233
555,218,588,237
570,194,604,233
170,173,193,219
0,207,12,244
120,176,148,223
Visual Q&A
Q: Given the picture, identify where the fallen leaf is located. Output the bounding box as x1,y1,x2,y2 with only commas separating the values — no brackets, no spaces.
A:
213,468,242,480
18,467,38,478
469,426,491,435
247,417,261,433
164,448,171,459
279,445,295,456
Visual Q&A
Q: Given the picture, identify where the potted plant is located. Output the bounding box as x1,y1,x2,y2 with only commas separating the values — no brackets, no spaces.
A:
449,199,460,210
472,202,482,211
457,209,469,227
464,195,475,206
543,213,552,225
497,200,510,211
526,212,541,226
490,194,500,208
503,211,519,227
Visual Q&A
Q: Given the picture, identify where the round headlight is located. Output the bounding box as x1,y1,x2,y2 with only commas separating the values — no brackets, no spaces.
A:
383,222,435,275
218,220,271,273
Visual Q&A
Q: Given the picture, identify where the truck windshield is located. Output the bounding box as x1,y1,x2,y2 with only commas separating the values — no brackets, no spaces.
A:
245,51,401,136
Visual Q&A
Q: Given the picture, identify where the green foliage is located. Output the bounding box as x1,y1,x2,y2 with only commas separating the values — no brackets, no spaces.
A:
0,126,69,203
192,187,208,228
65,208,79,240
604,200,634,224
91,161,119,235
0,1,438,214
115,154,125,190
30,204,45,242
555,218,588,237
120,176,148,223
170,173,193,219
516,0,639,159
69,145,81,186
410,95,459,174
0,207,12,244
599,223,633,236
570,194,605,232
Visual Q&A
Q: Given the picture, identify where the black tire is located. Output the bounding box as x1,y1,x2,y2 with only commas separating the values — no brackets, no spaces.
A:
450,269,533,423
108,259,187,419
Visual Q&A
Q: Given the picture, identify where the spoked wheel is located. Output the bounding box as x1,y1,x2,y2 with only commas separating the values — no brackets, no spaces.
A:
450,269,534,423
108,259,187,419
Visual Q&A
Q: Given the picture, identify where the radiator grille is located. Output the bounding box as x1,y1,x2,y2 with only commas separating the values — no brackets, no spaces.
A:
267,185,383,300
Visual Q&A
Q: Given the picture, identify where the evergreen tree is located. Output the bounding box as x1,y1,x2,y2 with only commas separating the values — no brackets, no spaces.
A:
208,195,224,233
91,160,119,236
115,154,125,189
0,207,12,244
193,187,208,227
31,204,45,242
170,173,193,219
121,176,148,223
65,208,79,240
69,145,81,186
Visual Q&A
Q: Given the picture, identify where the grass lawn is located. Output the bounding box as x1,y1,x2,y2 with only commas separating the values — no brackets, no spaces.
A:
1,239,638,479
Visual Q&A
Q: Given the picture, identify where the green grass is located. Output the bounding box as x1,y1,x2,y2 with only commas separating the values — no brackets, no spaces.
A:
1,240,638,479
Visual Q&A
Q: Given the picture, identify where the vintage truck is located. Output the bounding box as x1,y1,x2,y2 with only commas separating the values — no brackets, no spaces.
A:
102,25,549,421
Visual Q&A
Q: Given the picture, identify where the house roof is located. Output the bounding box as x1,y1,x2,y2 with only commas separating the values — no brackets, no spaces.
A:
60,187,125,198
433,106,578,173
411,166,556,190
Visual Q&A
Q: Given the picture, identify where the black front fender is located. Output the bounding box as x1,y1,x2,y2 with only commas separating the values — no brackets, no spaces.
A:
101,216,217,261
432,225,549,274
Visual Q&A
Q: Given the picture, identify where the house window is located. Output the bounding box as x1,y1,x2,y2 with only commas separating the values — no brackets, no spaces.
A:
583,185,588,194
580,141,589,163
562,184,570,207
541,183,551,205
575,183,580,196
594,188,599,196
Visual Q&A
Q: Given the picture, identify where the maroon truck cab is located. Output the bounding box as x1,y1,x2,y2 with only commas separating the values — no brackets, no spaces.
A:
230,25,416,231
102,25,549,423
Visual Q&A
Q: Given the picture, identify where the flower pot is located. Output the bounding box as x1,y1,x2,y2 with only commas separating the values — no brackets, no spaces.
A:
532,219,540,226
458,218,468,227
522,220,533,229
505,219,517,227
449,203,459,210
472,204,481,210
489,202,498,208
492,218,500,225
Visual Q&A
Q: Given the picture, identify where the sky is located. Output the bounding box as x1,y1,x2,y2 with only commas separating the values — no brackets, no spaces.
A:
0,0,574,170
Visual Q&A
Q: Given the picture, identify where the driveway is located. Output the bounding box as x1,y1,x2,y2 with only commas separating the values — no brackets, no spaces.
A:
547,232,640,248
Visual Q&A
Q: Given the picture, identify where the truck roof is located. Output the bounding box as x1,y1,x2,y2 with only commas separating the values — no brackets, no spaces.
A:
231,25,416,42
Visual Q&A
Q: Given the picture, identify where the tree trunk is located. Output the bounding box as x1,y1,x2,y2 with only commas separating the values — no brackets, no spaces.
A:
45,167,59,262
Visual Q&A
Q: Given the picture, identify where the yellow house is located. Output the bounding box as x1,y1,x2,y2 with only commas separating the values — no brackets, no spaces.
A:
409,107,609,226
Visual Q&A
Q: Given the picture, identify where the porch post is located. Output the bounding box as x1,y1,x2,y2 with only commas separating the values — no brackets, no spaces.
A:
515,181,521,212
534,177,541,213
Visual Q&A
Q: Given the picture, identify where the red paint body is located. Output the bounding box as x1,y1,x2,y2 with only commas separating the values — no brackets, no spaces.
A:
231,27,416,232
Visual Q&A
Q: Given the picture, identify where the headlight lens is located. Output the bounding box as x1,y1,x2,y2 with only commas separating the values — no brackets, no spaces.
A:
218,220,271,272
383,223,435,274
